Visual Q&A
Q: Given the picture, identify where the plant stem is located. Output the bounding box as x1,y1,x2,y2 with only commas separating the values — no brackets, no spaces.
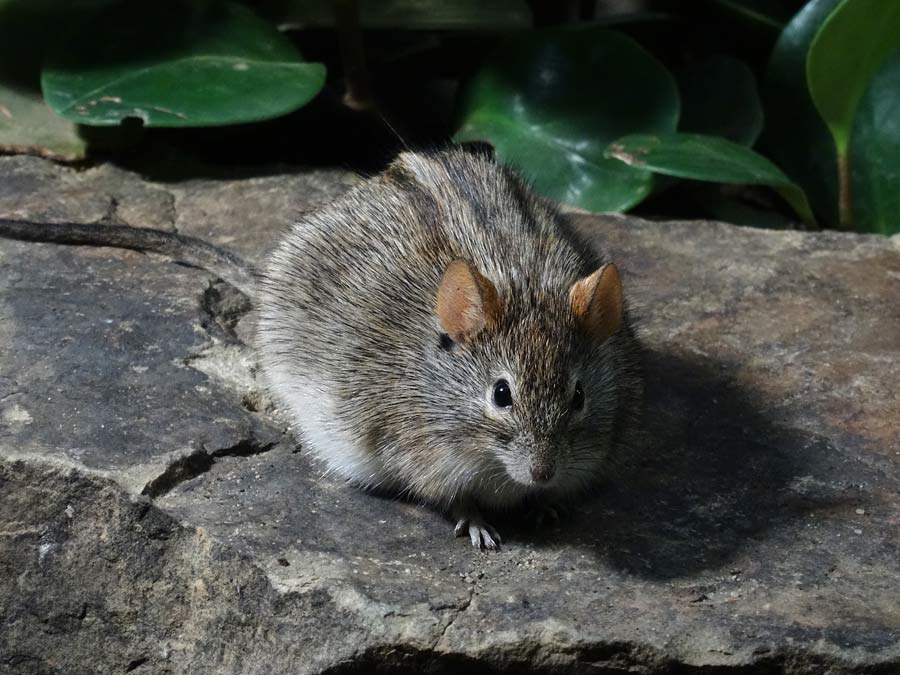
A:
838,150,852,228
334,0,372,111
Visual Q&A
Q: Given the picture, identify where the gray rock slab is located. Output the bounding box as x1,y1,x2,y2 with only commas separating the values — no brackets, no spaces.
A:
1,157,899,674
0,154,358,262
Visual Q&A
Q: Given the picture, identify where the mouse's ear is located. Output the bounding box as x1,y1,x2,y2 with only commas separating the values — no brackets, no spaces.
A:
436,259,501,343
569,263,624,342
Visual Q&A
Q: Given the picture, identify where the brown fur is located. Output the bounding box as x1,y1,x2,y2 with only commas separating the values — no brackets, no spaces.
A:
256,147,644,540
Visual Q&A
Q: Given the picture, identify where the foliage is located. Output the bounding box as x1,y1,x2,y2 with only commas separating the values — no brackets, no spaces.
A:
805,1,900,229
0,0,898,233
42,2,325,128
456,26,679,212
604,133,814,225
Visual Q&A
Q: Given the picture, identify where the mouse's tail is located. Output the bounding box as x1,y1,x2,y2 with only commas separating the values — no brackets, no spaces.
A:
0,218,257,298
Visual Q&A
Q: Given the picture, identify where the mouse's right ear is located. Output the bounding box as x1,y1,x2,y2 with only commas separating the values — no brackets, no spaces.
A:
436,259,501,344
570,263,624,342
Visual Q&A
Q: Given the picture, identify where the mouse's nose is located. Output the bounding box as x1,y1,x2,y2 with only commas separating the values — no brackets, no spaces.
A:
530,464,555,483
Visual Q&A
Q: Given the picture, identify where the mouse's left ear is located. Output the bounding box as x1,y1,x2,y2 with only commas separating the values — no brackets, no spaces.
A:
570,263,624,341
436,259,501,343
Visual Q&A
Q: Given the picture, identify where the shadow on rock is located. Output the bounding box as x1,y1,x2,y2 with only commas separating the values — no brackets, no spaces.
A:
506,349,848,579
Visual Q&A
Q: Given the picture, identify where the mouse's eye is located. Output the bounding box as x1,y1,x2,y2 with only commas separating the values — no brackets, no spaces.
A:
492,379,513,408
571,382,585,412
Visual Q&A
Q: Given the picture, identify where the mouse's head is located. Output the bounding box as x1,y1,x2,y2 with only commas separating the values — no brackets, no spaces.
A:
425,256,642,507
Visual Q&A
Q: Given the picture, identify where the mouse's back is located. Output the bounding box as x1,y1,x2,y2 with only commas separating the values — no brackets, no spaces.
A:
256,148,641,511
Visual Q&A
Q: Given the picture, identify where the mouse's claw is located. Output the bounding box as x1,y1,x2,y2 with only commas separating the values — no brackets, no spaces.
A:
453,515,502,551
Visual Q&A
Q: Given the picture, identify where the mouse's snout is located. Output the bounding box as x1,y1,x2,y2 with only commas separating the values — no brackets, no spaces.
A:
530,460,555,484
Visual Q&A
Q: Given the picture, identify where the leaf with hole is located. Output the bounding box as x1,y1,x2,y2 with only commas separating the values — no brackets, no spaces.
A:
605,132,814,224
456,27,679,212
41,1,325,128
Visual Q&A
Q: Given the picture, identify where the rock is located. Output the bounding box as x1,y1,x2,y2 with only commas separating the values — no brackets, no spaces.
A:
1,155,899,674
0,154,358,261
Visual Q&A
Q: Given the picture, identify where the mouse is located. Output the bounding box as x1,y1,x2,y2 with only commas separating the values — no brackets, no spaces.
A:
0,146,643,550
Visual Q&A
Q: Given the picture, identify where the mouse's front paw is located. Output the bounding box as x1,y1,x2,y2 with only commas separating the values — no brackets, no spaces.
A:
452,508,501,551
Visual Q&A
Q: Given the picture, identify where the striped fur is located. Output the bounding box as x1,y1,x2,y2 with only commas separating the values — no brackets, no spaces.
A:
256,148,643,516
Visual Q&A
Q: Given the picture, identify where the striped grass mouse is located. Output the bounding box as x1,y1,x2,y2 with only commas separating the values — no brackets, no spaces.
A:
256,147,643,549
0,146,643,549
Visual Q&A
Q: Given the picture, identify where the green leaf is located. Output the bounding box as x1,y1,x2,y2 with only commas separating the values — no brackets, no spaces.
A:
0,83,86,161
41,1,325,128
265,0,531,30
807,0,900,155
761,0,841,226
850,48,900,234
806,0,900,226
677,55,763,146
605,132,814,224
456,27,679,212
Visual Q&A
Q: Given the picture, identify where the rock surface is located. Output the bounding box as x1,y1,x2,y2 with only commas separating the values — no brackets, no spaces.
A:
1,154,899,674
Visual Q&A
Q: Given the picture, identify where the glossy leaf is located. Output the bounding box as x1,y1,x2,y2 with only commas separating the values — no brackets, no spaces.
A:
0,83,86,160
265,0,531,30
42,1,325,128
605,133,814,224
677,55,763,146
762,0,841,226
807,0,900,155
850,49,900,234
456,27,679,212
807,0,900,226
